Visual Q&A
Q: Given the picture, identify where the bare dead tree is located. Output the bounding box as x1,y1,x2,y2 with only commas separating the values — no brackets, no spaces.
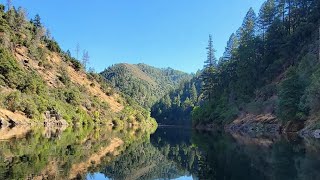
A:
6,0,12,11
82,50,90,69
75,43,80,60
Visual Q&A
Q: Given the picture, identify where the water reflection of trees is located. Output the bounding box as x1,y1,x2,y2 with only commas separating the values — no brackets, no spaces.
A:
192,131,320,180
96,128,320,180
99,127,200,180
102,127,320,180
0,125,148,180
102,141,188,180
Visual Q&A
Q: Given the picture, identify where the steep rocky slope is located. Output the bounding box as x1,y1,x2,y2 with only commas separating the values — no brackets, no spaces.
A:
0,5,156,129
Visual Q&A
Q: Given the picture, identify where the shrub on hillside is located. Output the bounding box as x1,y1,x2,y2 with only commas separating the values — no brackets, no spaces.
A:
277,68,306,122
0,48,25,88
307,68,320,114
64,88,81,105
45,39,61,53
58,68,71,86
4,91,22,112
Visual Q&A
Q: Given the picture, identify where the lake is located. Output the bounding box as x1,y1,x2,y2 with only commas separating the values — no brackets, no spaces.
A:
1,125,320,180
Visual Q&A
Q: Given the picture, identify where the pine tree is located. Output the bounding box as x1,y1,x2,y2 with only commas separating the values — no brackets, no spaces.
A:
201,35,217,101
221,33,238,62
190,83,198,103
239,8,257,44
258,0,276,41
66,50,71,58
204,34,217,68
275,0,286,23
33,14,42,28
235,8,259,99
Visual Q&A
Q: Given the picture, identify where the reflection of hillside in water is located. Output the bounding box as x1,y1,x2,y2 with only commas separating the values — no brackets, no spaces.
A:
2,124,320,180
192,130,320,180
0,125,150,180
96,127,200,180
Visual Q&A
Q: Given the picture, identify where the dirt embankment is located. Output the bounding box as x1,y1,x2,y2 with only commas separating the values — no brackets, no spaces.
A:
14,46,123,113
0,125,31,141
0,108,34,127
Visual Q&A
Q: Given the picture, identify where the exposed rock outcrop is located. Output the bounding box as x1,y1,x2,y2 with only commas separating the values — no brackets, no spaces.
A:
225,113,282,136
44,110,68,128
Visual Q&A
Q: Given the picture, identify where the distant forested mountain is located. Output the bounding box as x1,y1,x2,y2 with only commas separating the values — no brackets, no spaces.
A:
151,72,202,126
101,63,192,108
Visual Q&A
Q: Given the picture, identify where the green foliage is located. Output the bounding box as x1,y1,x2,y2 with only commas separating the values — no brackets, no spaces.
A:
0,125,156,180
103,128,201,180
61,51,83,71
70,58,82,71
58,68,71,85
101,63,192,108
0,48,23,88
151,75,202,126
277,68,306,122
188,0,320,128
4,91,22,112
0,6,157,128
45,38,61,53
308,68,320,114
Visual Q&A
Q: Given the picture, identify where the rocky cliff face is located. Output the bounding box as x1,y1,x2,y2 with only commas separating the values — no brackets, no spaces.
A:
225,114,282,136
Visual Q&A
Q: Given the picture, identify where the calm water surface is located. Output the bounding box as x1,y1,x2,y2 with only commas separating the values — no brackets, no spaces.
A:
1,125,320,180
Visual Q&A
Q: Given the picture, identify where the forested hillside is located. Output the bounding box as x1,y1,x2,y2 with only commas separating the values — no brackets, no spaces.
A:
101,63,192,108
0,4,156,128
151,73,202,125
153,0,320,133
191,0,320,131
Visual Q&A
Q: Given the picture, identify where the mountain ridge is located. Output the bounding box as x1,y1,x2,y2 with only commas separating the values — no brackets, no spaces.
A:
101,63,192,108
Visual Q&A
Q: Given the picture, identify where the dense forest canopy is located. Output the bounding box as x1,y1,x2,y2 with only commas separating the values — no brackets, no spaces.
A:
101,63,192,109
153,0,320,131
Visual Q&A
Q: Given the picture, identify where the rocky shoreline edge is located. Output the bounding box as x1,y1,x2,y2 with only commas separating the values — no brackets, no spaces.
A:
196,113,320,139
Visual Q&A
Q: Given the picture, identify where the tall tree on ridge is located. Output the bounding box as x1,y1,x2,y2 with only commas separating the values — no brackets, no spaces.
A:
33,14,42,28
258,0,276,41
201,35,217,101
239,8,257,45
221,33,238,62
235,8,260,99
275,0,286,23
204,34,217,68
82,50,90,69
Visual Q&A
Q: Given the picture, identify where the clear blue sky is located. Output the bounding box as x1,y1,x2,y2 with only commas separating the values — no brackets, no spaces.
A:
5,0,265,73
